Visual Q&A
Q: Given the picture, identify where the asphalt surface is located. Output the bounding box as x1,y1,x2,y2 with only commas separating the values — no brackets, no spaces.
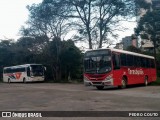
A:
0,83,160,120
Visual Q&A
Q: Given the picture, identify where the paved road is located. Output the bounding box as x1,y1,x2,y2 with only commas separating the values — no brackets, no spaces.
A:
0,83,160,120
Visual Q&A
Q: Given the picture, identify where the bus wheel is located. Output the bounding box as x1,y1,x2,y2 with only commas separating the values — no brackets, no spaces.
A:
120,77,127,89
8,78,11,83
144,76,148,86
23,78,26,83
96,86,104,90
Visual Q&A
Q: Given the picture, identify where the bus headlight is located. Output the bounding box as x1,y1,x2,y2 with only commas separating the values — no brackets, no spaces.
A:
84,76,89,82
106,75,113,80
84,76,91,86
103,74,113,85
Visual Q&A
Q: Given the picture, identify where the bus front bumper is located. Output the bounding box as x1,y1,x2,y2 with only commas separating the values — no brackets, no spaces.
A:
84,76,113,86
28,76,44,82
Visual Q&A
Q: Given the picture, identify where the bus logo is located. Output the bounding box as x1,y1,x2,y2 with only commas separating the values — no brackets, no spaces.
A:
15,73,22,79
128,68,144,75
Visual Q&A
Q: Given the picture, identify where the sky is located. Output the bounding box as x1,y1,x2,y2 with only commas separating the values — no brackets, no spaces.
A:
0,0,137,45
116,20,137,42
0,0,42,40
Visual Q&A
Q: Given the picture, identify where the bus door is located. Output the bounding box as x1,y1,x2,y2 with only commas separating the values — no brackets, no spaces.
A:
112,52,122,86
27,67,31,77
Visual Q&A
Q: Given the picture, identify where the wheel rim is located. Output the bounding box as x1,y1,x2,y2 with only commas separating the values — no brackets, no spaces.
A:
145,78,148,86
23,78,26,83
122,79,126,88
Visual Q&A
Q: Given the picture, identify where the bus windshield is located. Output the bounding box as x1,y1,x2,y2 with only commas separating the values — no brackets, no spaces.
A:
30,65,44,76
84,50,112,74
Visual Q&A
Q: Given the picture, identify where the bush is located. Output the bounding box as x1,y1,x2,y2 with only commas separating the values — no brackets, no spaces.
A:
151,77,160,85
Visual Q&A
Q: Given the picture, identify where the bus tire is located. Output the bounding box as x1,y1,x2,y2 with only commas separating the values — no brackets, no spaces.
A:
144,76,148,86
8,78,11,83
120,77,127,89
96,86,104,90
23,78,26,83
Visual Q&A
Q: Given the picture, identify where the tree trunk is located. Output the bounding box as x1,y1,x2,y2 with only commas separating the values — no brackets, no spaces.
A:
55,65,61,81
87,29,92,49
153,37,157,64
99,5,103,49
68,71,71,81
99,28,103,48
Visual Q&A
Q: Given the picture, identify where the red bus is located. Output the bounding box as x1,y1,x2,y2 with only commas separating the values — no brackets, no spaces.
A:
83,48,157,90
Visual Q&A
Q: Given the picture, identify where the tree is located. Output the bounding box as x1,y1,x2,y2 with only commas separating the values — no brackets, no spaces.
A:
16,36,48,54
126,45,142,53
61,0,139,49
21,0,70,40
135,10,160,61
0,40,15,66
23,0,148,49
0,37,82,82
134,0,151,15
43,37,62,81
0,39,15,80
60,40,82,80
41,37,82,81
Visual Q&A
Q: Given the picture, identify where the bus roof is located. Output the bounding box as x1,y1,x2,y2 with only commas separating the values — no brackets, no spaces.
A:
3,64,43,69
85,48,154,59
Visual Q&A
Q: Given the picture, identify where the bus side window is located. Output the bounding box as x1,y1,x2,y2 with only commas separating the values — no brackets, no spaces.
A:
151,59,155,68
127,55,134,67
146,58,150,68
112,53,120,70
141,57,146,68
3,69,6,73
134,56,140,67
120,53,127,66
27,67,30,76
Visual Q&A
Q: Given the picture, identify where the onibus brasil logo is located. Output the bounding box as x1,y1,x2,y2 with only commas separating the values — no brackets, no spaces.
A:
1,112,42,118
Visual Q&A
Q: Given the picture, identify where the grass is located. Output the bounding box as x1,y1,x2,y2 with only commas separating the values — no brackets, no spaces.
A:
150,77,160,86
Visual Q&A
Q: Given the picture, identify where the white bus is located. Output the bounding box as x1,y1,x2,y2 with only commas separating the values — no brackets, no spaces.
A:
3,64,45,83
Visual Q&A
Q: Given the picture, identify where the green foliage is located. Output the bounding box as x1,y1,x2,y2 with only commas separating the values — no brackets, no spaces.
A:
60,40,82,80
0,40,15,80
126,46,142,53
22,0,142,49
42,37,82,81
135,4,160,62
150,77,160,85
21,0,70,40
134,0,151,12
135,10,160,49
0,36,82,82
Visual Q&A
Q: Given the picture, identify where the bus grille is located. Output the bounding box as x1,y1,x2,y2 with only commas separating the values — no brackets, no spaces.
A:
92,82,102,85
